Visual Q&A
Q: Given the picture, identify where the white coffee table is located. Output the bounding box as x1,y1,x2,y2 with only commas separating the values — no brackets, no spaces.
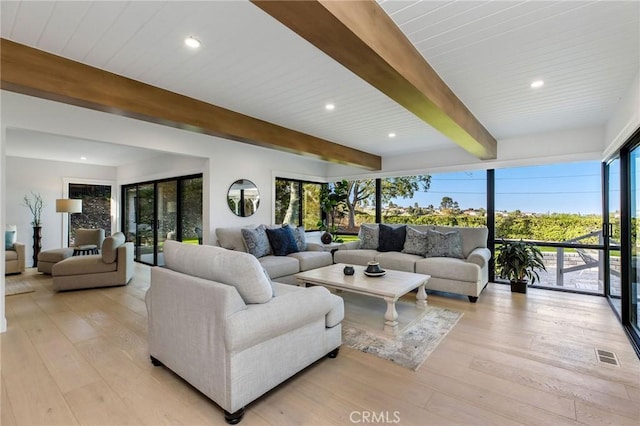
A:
295,263,429,334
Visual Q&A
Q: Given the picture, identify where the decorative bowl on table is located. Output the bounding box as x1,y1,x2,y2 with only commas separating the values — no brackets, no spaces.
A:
364,261,385,277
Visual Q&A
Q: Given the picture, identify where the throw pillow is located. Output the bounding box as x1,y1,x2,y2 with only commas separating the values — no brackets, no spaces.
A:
402,226,429,256
378,224,407,252
5,230,16,250
358,224,379,250
241,225,272,258
285,224,307,251
425,229,464,259
265,226,299,256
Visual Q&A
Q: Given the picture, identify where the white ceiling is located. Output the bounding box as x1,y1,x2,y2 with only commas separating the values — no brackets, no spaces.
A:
1,0,638,166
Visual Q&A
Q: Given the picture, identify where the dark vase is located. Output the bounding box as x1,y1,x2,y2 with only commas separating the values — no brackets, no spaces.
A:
33,225,42,267
321,231,333,244
510,280,528,294
343,265,355,275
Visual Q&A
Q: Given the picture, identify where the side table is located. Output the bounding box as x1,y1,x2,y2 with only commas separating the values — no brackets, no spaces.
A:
73,244,99,256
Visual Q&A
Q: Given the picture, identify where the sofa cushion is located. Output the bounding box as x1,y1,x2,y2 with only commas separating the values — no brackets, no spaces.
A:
378,224,406,252
416,257,480,283
215,226,249,252
53,255,117,276
102,232,125,264
358,224,378,250
38,248,74,263
241,225,272,258
5,250,17,261
163,240,273,304
333,249,378,265
374,251,421,273
265,226,299,256
434,226,488,258
258,255,300,279
402,226,429,256
288,251,332,272
425,229,463,259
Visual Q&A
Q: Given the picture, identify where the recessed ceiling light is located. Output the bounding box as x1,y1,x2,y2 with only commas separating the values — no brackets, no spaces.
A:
388,133,396,138
80,156,87,160
325,103,335,111
530,80,544,89
185,36,201,49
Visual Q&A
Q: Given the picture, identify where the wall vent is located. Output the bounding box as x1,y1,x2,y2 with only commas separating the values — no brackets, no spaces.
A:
595,349,620,366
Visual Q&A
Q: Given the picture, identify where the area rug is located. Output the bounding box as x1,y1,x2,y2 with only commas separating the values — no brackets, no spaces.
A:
5,280,35,296
341,296,463,371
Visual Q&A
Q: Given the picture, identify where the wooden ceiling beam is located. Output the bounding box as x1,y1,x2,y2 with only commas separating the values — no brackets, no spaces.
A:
252,0,497,160
0,38,381,171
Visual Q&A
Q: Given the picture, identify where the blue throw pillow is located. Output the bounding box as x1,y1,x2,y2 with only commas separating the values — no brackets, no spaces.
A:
266,226,299,256
5,230,16,250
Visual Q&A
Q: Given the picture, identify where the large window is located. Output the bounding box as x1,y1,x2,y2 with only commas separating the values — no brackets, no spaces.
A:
68,183,113,245
495,161,603,294
385,172,486,227
275,178,322,230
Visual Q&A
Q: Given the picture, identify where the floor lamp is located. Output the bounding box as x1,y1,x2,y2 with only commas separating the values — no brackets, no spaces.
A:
56,198,82,246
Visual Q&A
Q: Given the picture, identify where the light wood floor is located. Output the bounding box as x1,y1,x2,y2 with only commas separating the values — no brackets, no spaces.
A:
2,265,639,426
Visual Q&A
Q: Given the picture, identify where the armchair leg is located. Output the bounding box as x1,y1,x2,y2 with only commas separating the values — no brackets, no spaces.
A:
468,296,478,303
224,407,245,424
327,347,340,358
150,356,164,367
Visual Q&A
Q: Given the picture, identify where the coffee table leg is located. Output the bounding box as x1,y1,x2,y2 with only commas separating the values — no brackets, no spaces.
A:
383,297,399,333
416,283,427,308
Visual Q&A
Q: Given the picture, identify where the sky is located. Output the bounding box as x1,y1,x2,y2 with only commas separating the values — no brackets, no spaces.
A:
389,161,606,215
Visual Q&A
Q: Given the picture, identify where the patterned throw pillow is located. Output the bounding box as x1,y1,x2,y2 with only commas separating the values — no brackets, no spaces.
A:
285,224,307,251
265,226,299,256
425,229,464,259
358,224,379,250
378,224,407,252
241,225,272,258
402,226,429,256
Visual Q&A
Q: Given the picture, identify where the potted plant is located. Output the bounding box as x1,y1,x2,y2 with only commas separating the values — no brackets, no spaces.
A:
495,239,547,293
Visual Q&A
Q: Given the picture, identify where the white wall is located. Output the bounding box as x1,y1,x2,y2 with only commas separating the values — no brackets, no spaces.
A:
604,71,640,158
5,157,117,266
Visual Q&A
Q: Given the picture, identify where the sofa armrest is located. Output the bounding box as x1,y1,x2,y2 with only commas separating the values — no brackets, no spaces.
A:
225,286,337,352
467,247,491,269
12,242,25,259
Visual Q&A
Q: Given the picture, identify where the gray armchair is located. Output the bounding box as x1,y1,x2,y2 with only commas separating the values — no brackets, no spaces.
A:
38,228,106,274
52,232,133,291
146,241,343,424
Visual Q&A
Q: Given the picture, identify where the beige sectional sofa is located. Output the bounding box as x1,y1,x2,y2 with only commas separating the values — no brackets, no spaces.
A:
334,224,491,302
146,240,343,424
215,225,333,281
5,242,25,275
52,232,134,291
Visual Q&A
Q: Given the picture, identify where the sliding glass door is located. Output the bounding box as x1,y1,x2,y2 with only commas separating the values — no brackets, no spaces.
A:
123,174,202,266
629,147,639,332
606,158,622,315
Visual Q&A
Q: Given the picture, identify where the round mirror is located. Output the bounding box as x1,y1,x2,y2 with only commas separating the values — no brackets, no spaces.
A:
227,179,260,217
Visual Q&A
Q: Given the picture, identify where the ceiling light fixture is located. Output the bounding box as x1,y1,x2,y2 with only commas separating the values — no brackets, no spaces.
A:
388,133,396,138
325,103,335,111
530,80,544,89
185,36,201,49
80,156,87,160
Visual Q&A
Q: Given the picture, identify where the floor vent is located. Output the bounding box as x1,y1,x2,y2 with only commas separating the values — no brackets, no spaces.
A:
595,349,620,366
